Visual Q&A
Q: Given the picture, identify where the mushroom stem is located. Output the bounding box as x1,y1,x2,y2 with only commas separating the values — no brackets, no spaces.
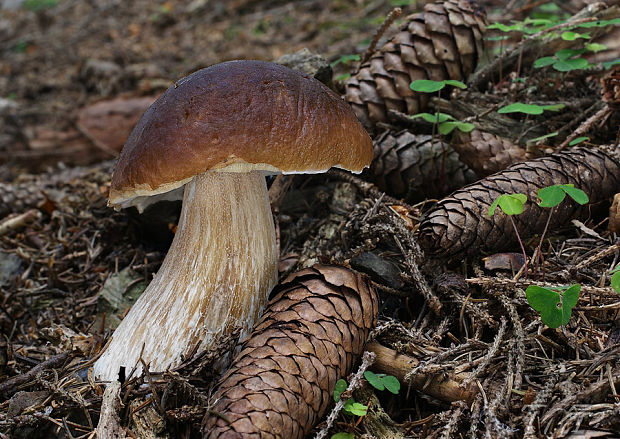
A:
94,171,278,381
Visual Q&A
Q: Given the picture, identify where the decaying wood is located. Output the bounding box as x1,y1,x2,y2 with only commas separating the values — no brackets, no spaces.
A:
202,264,379,438
366,341,477,403
418,147,620,260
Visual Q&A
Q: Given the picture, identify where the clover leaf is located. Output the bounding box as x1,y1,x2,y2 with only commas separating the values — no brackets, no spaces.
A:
525,284,580,328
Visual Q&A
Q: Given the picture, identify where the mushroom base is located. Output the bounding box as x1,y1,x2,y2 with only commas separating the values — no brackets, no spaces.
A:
94,171,278,380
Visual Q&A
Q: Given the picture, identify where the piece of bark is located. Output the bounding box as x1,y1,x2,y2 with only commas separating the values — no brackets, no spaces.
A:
202,264,379,439
418,147,620,260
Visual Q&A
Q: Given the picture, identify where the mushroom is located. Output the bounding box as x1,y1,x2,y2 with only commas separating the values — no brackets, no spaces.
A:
93,60,373,381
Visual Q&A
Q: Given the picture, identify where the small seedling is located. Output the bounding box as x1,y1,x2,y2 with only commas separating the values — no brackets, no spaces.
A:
525,284,580,328
333,379,368,417
534,184,589,276
364,371,400,394
489,193,529,277
411,112,474,135
534,48,591,72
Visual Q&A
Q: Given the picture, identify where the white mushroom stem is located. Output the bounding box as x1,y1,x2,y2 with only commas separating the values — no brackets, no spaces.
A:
94,171,278,381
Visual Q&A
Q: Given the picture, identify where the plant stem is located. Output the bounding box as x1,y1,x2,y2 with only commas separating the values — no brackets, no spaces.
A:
535,206,554,281
509,215,528,279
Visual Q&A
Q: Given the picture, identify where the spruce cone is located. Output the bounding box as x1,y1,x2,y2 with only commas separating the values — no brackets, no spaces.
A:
418,147,620,260
202,264,379,439
451,129,532,177
345,0,487,131
370,130,477,201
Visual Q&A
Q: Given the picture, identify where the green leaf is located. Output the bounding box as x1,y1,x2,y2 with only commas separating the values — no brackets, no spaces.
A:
454,121,475,133
526,285,562,328
498,103,544,115
438,121,458,135
555,48,586,60
332,433,354,439
562,186,589,204
411,112,453,123
553,58,589,72
526,284,580,328
364,371,385,391
343,399,368,417
489,193,527,216
534,57,556,68
488,22,522,32
527,131,559,145
334,379,347,402
603,59,620,69
541,104,565,112
561,31,590,41
443,80,467,89
538,184,589,207
382,375,401,394
611,270,620,293
330,54,361,67
487,35,510,41
585,43,606,53
538,185,566,207
335,73,351,81
577,18,620,28
561,284,580,325
568,136,589,146
410,79,445,93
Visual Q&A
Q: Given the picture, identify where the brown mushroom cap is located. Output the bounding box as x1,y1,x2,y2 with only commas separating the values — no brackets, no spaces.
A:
109,60,373,207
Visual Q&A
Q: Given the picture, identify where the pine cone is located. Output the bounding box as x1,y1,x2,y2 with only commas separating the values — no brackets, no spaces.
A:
451,129,532,177
202,264,379,439
370,130,477,201
418,147,620,260
345,0,487,131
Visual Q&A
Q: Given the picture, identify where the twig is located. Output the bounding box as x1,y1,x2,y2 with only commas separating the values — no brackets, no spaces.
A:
359,8,403,65
558,105,612,150
313,351,376,439
0,209,41,236
0,351,74,400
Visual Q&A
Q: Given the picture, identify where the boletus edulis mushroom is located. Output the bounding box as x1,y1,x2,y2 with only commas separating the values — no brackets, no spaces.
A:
93,60,373,381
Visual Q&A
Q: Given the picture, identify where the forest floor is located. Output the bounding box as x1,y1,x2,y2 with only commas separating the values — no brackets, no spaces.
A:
1,0,620,438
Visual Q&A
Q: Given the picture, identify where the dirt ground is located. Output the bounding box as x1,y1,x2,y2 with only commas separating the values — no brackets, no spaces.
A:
1,0,620,438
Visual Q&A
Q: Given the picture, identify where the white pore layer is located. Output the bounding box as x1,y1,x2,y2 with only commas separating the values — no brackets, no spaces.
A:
93,171,278,381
